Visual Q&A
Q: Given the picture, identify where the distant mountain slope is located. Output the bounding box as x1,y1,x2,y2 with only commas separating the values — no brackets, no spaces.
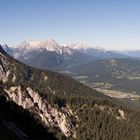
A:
2,39,129,71
1,45,140,140
68,43,129,59
69,58,140,94
11,39,97,70
15,47,95,71
2,44,13,56
123,50,140,58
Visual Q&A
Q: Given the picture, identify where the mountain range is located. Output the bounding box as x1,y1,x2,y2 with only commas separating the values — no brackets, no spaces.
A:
2,39,140,97
1,44,140,140
2,39,129,71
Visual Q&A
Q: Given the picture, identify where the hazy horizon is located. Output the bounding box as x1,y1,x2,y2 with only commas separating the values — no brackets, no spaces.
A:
1,0,140,50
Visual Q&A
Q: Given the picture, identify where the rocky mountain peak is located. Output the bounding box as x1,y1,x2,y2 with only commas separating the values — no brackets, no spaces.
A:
42,38,61,52
45,38,58,45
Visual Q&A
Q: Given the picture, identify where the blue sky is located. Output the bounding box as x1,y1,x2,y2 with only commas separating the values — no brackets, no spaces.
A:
0,0,140,50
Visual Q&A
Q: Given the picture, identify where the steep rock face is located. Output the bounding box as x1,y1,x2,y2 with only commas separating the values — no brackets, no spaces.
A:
4,86,76,137
0,53,6,81
0,64,5,80
0,50,11,82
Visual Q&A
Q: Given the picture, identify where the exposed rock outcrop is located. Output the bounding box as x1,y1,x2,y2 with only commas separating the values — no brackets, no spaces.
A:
4,86,76,137
0,64,5,80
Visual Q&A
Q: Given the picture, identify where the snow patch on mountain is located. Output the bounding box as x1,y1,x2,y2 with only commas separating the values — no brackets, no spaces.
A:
13,39,77,58
64,42,89,50
15,39,60,51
